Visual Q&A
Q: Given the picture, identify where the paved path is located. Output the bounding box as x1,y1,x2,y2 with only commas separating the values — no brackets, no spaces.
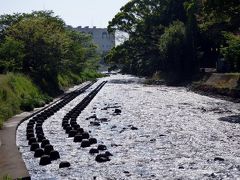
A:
0,112,31,179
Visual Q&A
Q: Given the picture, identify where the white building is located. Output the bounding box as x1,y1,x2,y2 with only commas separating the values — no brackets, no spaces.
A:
75,26,115,54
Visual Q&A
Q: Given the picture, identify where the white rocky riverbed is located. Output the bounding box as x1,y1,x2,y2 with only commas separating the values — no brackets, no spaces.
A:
17,74,240,179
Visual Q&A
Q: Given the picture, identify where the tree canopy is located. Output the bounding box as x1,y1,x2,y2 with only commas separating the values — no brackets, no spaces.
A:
0,11,100,95
106,0,240,82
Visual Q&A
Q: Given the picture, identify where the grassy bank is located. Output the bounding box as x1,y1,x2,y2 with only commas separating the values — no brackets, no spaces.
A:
191,73,240,100
0,73,50,128
0,71,103,129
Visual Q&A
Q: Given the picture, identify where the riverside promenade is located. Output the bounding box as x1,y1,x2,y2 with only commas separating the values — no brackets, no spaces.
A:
0,112,30,179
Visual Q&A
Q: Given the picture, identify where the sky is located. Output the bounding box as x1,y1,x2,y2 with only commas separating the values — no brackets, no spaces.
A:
0,0,129,28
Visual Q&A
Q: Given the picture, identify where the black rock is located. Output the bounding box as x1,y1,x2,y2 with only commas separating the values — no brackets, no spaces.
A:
41,139,50,148
68,130,77,137
28,137,37,145
39,155,51,166
27,133,34,140
65,126,72,134
214,157,224,162
81,140,90,148
30,142,39,151
77,128,84,134
63,123,70,130
34,148,44,158
59,161,71,168
44,144,54,155
82,132,90,139
114,109,121,114
50,150,60,160
90,122,100,126
105,151,113,156
131,126,138,130
89,148,99,154
26,129,34,134
37,134,45,142
73,124,80,130
74,135,83,142
95,154,110,163
98,144,107,151
89,138,97,145
99,118,108,122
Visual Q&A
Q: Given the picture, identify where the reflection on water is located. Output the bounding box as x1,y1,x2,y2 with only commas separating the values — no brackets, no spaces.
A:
17,74,240,179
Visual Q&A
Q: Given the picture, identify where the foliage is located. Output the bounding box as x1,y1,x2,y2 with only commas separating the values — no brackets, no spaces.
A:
107,0,198,80
221,33,240,72
0,73,49,128
158,21,186,74
0,11,100,95
106,0,240,80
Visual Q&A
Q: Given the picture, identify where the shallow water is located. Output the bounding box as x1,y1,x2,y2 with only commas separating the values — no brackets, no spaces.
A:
17,74,240,179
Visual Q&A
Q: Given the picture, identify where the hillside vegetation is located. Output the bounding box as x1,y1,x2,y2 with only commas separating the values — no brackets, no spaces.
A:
0,11,102,127
106,0,240,83
0,73,50,128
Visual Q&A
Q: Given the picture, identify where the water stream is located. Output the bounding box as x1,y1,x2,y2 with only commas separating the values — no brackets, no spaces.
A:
17,74,240,179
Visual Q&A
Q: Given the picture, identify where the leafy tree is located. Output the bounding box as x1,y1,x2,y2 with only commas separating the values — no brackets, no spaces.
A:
221,33,240,72
0,11,100,95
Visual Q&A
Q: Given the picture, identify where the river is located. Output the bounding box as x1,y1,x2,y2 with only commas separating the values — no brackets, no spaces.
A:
17,74,240,179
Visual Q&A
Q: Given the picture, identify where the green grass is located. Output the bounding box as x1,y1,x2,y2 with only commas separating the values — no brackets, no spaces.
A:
1,175,12,180
58,70,104,89
0,73,49,128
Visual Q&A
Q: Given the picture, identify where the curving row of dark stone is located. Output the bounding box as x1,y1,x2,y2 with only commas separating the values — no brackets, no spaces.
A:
25,82,94,167
61,81,113,163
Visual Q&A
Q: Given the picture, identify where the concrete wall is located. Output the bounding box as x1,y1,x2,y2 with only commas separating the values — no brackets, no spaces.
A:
75,26,115,54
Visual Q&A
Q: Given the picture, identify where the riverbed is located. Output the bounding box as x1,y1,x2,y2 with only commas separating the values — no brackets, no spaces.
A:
17,74,240,179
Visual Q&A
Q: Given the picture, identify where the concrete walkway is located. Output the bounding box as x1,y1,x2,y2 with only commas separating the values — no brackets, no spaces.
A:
0,112,31,179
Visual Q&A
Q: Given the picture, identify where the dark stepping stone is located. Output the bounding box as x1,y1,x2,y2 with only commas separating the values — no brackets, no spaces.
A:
82,132,90,139
27,125,34,129
89,148,99,154
74,135,83,142
131,126,138,130
89,138,97,145
68,130,77,137
28,137,37,145
59,161,71,168
105,151,113,156
100,118,108,122
63,123,70,130
114,109,121,114
70,121,77,126
27,133,34,140
30,142,39,151
73,124,80,130
44,144,54,155
41,139,50,148
39,155,51,166
34,148,44,158
77,128,84,134
37,134,45,142
95,154,110,163
90,121,101,126
26,128,34,133
214,157,224,162
98,144,107,151
65,126,72,134
50,150,60,160
81,140,90,148
62,121,68,127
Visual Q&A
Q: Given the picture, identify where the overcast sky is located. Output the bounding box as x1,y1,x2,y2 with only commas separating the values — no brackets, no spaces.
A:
0,0,129,28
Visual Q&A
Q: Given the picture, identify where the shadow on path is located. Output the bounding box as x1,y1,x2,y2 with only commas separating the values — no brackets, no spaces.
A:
219,115,240,124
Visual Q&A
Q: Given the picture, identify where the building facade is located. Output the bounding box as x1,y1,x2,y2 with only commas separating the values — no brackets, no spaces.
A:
75,26,115,54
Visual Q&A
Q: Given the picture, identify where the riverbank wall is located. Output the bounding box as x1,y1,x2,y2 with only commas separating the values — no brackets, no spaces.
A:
191,73,240,100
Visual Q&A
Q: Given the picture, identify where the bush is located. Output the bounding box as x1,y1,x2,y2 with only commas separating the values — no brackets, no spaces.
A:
221,33,240,72
0,73,48,128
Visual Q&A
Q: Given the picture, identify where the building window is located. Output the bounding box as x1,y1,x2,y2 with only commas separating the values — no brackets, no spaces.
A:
102,32,107,39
